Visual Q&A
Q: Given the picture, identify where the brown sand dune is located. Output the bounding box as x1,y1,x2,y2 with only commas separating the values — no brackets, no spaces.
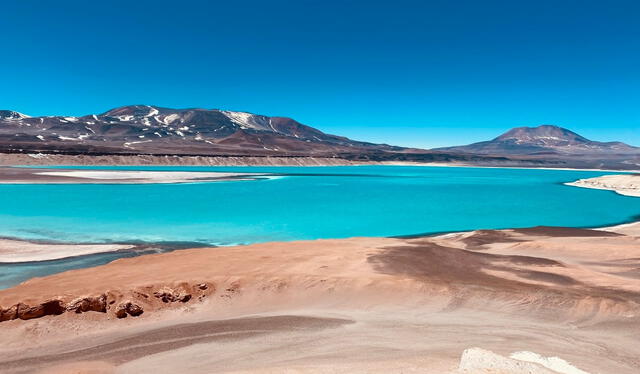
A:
1,225,640,373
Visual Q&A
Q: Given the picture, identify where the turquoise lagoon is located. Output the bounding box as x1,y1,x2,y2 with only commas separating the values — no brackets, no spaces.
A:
1,165,639,288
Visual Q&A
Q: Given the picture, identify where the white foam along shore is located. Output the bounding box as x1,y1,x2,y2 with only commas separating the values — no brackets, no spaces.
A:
0,238,134,263
34,170,268,183
565,173,640,197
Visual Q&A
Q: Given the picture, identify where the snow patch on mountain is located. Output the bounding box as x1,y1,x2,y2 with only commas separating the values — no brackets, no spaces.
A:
0,110,30,120
222,111,271,131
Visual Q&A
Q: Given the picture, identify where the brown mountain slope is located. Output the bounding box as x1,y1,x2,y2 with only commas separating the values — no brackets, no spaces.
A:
0,105,406,157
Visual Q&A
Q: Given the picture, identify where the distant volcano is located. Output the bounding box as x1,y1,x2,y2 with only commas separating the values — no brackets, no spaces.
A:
435,125,639,155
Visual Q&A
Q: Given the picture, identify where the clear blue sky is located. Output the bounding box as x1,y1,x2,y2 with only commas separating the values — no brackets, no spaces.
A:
1,0,638,148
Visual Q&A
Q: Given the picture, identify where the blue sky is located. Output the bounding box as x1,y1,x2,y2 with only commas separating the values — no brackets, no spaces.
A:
1,0,638,148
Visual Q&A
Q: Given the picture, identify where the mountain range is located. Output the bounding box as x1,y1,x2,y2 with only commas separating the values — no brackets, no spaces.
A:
0,105,404,157
0,106,638,169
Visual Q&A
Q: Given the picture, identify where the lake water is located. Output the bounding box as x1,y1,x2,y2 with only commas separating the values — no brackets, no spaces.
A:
1,165,639,289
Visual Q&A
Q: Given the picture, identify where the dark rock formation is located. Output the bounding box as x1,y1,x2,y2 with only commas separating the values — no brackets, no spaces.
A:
115,302,144,318
66,295,108,314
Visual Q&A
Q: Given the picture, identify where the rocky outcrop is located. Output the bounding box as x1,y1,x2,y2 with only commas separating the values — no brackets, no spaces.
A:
1,300,71,321
153,286,192,303
115,302,144,318
0,282,215,323
66,295,107,314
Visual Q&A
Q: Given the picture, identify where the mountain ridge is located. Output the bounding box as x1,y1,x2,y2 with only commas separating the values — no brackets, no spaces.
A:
1,109,638,169
0,105,407,157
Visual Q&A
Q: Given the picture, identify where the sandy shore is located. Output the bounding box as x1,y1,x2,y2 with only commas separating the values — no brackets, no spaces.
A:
1,224,640,373
566,174,640,197
0,167,272,184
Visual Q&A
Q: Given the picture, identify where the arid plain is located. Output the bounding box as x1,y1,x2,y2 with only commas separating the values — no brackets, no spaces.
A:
1,217,639,373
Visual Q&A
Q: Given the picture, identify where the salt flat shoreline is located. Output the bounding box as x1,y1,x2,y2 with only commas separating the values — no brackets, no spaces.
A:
0,167,273,184
0,163,637,186
0,238,134,263
565,174,640,197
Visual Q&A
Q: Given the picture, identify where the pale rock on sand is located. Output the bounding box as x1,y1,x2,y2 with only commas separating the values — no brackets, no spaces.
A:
566,174,640,197
510,351,591,374
458,348,557,374
458,348,590,374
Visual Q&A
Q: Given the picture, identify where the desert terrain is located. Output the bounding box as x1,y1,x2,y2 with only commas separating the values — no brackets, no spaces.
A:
1,222,639,374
